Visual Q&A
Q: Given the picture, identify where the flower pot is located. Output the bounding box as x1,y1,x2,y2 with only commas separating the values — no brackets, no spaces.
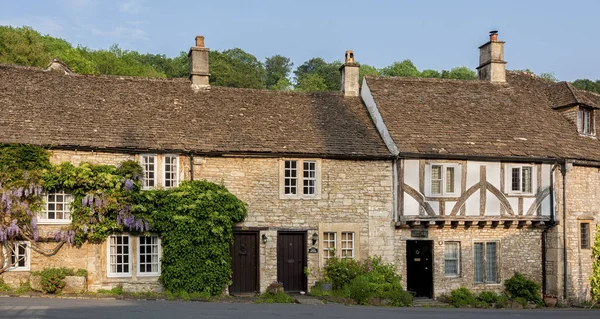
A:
544,296,558,307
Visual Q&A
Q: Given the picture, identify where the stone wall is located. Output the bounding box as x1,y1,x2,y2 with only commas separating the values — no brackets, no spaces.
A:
395,227,544,298
193,157,394,292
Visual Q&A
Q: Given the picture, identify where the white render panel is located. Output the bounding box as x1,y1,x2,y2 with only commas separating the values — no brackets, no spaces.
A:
523,197,535,215
465,161,481,189
465,189,480,216
541,196,551,216
485,162,501,189
427,201,439,215
445,201,456,216
404,197,420,216
404,160,420,190
486,190,501,215
541,164,551,188
508,197,519,214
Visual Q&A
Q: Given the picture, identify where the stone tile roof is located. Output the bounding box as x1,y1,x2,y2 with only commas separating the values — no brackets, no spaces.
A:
0,64,390,159
547,81,600,109
365,71,600,161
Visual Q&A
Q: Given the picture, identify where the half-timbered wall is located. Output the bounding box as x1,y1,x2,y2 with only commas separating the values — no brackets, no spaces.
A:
401,159,553,220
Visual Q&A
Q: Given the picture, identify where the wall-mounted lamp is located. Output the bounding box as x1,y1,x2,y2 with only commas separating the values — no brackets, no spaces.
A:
262,234,268,244
312,233,319,246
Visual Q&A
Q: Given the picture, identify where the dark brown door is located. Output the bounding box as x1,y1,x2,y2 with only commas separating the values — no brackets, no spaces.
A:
406,240,433,298
230,231,259,294
277,232,306,292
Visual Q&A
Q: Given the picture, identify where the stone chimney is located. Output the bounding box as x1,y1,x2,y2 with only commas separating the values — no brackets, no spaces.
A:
476,31,506,83
339,50,360,96
188,35,210,89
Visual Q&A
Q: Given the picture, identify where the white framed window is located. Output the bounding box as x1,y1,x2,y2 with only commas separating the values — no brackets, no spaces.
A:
341,232,355,259
425,163,461,197
3,242,30,271
444,242,460,277
284,160,298,195
107,235,131,277
323,232,336,260
506,164,535,195
163,155,179,188
282,159,320,198
38,190,73,224
474,242,499,284
138,235,161,276
578,107,595,136
303,161,317,195
141,155,157,190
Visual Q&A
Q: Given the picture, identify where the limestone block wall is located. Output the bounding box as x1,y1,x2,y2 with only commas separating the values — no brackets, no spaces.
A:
395,227,544,298
193,157,395,292
563,165,599,301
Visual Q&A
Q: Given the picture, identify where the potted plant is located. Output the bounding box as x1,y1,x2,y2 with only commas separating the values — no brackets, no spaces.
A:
267,281,284,294
543,294,558,307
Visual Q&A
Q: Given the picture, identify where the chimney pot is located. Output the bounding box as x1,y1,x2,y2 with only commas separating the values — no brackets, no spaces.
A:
345,50,355,63
195,36,205,48
489,30,498,42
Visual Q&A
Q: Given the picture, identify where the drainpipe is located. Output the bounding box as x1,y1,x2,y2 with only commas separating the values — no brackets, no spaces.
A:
190,154,195,181
392,158,398,222
542,163,558,296
562,160,572,300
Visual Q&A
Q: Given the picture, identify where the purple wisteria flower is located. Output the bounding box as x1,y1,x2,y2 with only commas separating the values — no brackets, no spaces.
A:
124,179,134,191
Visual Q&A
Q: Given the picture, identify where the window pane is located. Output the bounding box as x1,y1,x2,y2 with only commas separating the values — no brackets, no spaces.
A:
323,232,336,260
284,160,298,195
42,190,73,221
431,165,442,194
303,161,316,195
164,155,179,188
445,242,459,276
486,243,498,283
474,243,484,283
511,168,520,191
142,155,156,189
341,232,354,259
581,223,590,249
446,167,455,193
108,235,130,275
522,167,532,193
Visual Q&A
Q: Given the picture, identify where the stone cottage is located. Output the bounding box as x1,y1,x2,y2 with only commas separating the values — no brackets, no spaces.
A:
0,36,395,294
0,32,598,302
360,31,600,301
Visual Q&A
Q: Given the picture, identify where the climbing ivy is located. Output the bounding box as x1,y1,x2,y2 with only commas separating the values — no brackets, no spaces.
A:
0,144,247,295
591,224,600,301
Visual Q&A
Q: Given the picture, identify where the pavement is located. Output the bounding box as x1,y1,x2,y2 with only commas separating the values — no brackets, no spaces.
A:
0,297,598,319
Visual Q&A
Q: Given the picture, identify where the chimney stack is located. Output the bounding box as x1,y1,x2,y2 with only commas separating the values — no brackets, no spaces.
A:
476,30,506,83
339,50,360,96
188,35,210,89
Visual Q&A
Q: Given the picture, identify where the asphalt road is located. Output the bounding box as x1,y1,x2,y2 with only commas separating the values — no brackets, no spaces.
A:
0,297,598,319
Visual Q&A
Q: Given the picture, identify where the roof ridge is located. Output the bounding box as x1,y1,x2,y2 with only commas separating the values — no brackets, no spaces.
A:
565,82,581,103
364,75,485,85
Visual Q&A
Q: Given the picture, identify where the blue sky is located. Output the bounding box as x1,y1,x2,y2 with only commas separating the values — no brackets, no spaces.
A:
0,0,598,81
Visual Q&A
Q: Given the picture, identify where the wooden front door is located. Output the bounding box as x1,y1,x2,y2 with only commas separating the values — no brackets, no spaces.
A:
277,232,306,292
230,231,259,294
406,240,433,298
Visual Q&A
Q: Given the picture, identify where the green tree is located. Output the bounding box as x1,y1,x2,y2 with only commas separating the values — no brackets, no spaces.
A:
209,48,265,89
270,78,292,91
420,69,442,78
572,79,600,94
295,73,328,92
539,72,558,82
265,55,293,89
381,60,420,77
294,58,341,91
359,64,381,83
441,66,477,80
0,26,50,67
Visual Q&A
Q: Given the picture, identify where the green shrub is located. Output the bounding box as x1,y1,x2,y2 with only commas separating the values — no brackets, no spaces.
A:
449,287,476,307
75,269,88,277
0,279,10,292
324,257,363,290
477,291,499,306
514,296,529,308
40,267,74,293
255,291,295,304
385,284,413,307
504,272,541,304
15,281,31,294
495,294,509,308
97,285,123,296
309,284,332,297
348,275,372,305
